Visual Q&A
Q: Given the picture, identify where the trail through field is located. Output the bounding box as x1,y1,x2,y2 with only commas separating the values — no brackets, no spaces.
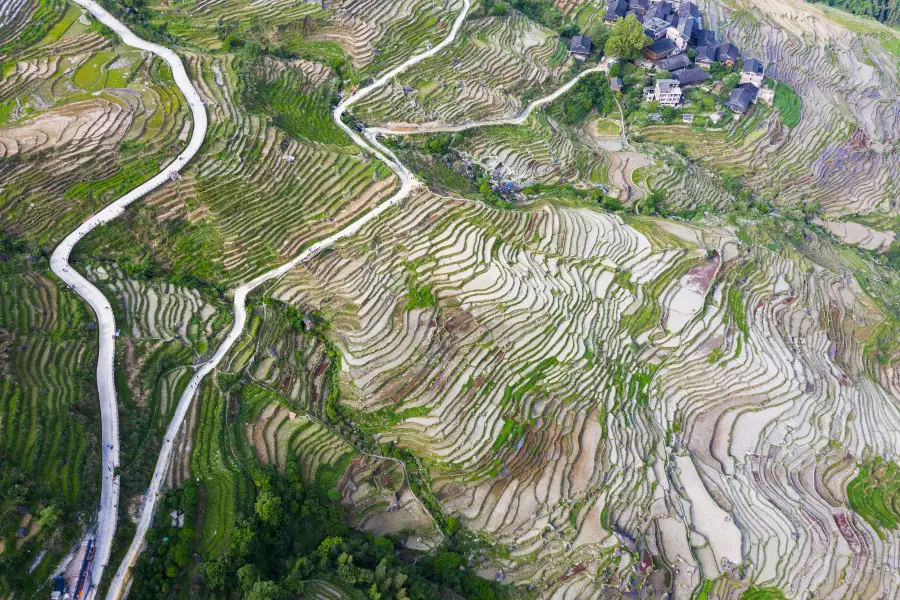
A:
367,60,609,137
48,1,208,598
102,1,471,598
66,0,630,596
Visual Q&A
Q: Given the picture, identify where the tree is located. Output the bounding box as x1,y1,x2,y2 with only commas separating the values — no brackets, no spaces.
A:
238,564,261,592
722,73,740,94
604,15,651,60
559,22,580,38
38,505,61,530
203,557,230,590
255,489,282,526
636,188,666,215
431,552,462,584
246,580,282,600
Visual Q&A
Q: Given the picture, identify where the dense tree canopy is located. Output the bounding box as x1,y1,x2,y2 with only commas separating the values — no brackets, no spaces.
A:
131,459,521,600
807,0,900,25
552,72,616,124
604,15,651,60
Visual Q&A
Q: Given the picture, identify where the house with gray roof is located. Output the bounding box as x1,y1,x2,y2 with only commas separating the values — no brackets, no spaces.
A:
655,53,691,72
740,57,764,86
694,29,717,48
695,44,717,67
645,36,677,60
725,82,758,113
570,34,593,61
605,0,628,23
673,67,709,86
629,0,650,13
644,16,671,39
717,42,740,65
678,1,699,21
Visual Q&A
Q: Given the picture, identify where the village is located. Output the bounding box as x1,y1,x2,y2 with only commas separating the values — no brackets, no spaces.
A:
568,0,775,125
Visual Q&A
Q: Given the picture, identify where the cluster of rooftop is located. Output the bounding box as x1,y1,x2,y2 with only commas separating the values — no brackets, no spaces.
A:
577,0,774,114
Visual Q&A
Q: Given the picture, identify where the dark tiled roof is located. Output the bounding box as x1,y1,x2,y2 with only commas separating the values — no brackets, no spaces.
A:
678,1,699,19
648,37,676,54
677,18,693,38
610,77,623,90
725,83,758,112
645,1,672,20
606,0,627,19
695,29,717,47
655,53,691,72
717,42,740,62
673,68,709,85
742,57,763,75
629,0,650,10
695,44,717,63
571,34,593,55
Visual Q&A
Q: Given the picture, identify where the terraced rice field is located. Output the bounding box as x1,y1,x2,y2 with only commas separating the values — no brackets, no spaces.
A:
351,14,569,127
654,0,900,215
456,112,610,187
187,379,255,557
251,182,900,596
145,0,325,50
146,0,465,79
6,0,900,597
0,11,190,245
0,270,98,507
0,260,100,589
83,265,232,428
314,0,466,72
266,189,695,589
127,53,399,285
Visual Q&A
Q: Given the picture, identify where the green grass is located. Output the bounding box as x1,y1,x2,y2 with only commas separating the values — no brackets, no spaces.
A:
37,4,80,45
594,117,621,135
847,457,900,538
73,50,118,90
725,286,749,337
773,82,801,129
406,282,438,309
740,586,787,600
694,579,713,600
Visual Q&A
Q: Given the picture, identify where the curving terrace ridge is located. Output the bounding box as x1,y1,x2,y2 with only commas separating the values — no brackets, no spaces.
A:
102,0,472,597
48,0,208,597
57,0,629,596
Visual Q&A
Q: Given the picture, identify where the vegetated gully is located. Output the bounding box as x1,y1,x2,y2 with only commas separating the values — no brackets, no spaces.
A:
54,0,609,597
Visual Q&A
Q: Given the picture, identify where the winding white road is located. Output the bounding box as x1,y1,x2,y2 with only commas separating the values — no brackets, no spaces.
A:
49,1,207,598
103,2,470,598
366,61,608,137
56,1,607,597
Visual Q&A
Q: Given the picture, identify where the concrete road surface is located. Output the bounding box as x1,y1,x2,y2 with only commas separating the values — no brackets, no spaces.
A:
103,0,471,597
49,1,207,598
